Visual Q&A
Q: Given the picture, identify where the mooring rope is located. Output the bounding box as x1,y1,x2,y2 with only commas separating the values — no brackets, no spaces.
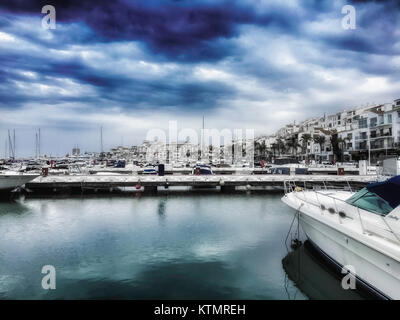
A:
285,203,303,253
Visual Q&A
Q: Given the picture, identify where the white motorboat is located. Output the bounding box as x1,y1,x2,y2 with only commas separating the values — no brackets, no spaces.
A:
269,163,308,175
0,171,40,191
192,164,213,175
282,176,400,299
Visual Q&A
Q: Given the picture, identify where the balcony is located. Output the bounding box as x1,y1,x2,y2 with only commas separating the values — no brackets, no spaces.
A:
371,145,395,151
372,122,392,128
355,136,368,141
370,134,393,140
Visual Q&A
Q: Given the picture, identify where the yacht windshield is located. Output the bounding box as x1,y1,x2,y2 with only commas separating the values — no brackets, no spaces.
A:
346,188,394,216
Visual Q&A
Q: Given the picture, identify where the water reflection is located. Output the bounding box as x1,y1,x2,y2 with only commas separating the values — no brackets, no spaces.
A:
157,198,167,226
282,241,378,300
0,198,30,216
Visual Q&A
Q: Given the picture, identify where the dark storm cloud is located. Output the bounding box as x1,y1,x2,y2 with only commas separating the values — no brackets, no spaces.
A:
0,0,301,61
317,1,400,56
2,0,397,63
0,45,235,110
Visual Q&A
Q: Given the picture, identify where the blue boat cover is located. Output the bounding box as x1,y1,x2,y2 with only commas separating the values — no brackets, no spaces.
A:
366,175,400,209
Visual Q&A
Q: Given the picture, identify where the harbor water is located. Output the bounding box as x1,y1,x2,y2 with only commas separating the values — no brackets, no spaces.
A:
0,192,370,299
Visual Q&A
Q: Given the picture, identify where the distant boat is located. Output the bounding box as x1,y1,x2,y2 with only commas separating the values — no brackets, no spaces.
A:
269,163,308,175
273,157,299,165
0,171,39,191
143,165,158,175
192,164,213,175
114,160,126,168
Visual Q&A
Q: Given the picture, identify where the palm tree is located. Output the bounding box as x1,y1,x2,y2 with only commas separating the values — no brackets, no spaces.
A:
259,141,266,160
330,135,343,163
286,134,300,157
271,143,278,160
254,141,264,161
276,138,286,156
337,137,346,162
313,135,326,162
300,133,312,162
254,141,260,160
208,145,213,163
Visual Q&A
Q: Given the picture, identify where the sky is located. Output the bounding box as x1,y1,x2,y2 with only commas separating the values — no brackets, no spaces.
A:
0,0,399,157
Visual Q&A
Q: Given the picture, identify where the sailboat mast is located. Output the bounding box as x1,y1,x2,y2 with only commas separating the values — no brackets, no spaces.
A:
38,128,41,158
100,126,103,154
35,132,38,158
8,129,14,159
202,115,205,160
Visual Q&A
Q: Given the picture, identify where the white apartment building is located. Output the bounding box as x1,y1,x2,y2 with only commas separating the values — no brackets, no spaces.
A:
263,98,400,164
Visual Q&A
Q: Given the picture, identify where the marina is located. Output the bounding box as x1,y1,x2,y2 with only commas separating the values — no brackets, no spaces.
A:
1,0,400,303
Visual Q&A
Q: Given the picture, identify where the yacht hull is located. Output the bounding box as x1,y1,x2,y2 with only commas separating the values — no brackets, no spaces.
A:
283,194,400,299
300,210,398,299
0,174,39,191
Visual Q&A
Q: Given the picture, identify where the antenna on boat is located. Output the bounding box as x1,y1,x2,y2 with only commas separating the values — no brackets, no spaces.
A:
39,128,41,158
368,132,371,167
202,115,205,161
8,129,15,159
176,125,179,163
35,128,41,159
35,132,38,158
100,126,104,154
13,129,15,159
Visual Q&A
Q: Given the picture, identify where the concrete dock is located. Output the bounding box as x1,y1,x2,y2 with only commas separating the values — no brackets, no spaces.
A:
88,167,360,176
25,174,377,193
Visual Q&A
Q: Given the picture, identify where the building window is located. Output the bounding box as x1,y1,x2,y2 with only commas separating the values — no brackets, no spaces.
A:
359,118,368,129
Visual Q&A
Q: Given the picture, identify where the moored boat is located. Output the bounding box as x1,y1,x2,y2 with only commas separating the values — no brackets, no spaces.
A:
0,171,40,192
282,176,400,299
192,164,213,175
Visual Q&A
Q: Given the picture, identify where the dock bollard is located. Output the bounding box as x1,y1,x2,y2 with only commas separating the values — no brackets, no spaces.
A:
246,179,251,190
42,167,49,177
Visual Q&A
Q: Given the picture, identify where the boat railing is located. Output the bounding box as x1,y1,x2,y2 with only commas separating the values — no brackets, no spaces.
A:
376,166,395,182
284,179,400,245
283,179,355,195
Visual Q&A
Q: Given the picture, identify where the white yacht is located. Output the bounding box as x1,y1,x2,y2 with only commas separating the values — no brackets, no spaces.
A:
282,176,400,299
0,171,39,191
